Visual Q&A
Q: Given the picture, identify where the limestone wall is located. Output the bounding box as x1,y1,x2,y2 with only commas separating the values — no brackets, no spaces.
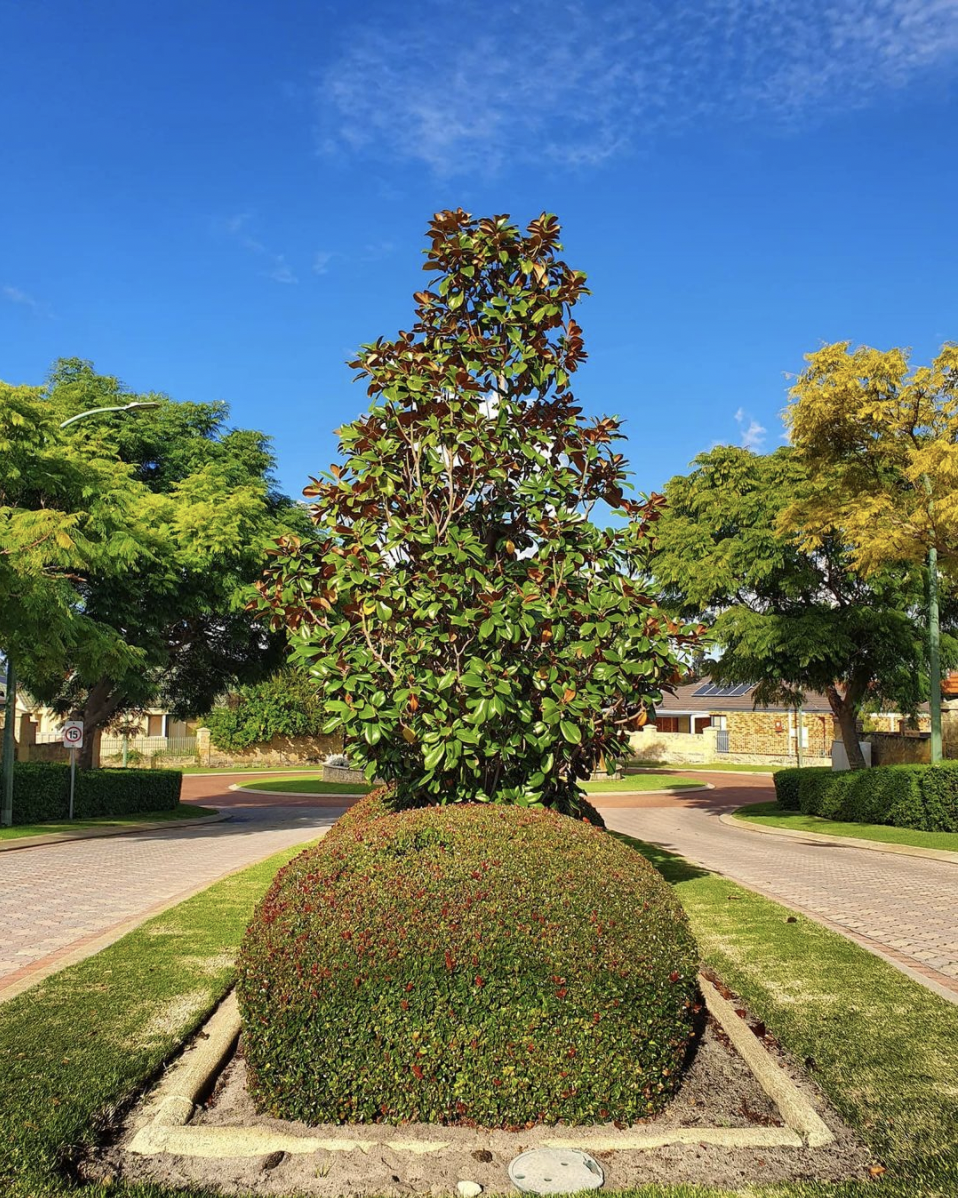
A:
195,727,343,768
628,726,717,764
866,732,931,766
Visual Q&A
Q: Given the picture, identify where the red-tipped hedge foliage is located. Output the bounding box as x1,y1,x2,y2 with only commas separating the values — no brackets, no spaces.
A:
332,785,606,841
237,804,698,1127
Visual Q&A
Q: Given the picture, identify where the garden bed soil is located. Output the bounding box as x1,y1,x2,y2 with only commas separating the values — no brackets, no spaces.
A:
94,999,872,1195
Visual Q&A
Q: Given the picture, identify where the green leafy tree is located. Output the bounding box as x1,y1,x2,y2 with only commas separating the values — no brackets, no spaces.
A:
651,445,955,768
0,380,149,689
259,210,698,811
202,669,328,751
18,360,308,767
784,340,958,571
785,340,958,760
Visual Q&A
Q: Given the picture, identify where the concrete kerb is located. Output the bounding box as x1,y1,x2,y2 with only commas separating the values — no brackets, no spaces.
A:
0,812,231,853
127,972,830,1160
722,811,958,866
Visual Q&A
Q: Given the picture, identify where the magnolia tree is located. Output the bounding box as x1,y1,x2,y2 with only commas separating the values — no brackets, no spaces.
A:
260,211,699,810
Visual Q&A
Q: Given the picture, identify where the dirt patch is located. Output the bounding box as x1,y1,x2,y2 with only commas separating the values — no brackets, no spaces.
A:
94,1006,872,1194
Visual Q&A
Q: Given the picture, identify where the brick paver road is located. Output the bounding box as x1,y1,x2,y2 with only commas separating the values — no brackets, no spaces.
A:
2,770,956,1005
0,772,351,1001
596,773,958,1003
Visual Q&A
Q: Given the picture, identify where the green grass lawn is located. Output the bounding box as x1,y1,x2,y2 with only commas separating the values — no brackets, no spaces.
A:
582,774,701,792
733,800,958,853
629,761,784,773
2,826,956,1196
0,805,220,841
233,776,370,795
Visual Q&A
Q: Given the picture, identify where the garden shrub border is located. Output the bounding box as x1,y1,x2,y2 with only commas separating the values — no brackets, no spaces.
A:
9,762,182,824
774,762,958,832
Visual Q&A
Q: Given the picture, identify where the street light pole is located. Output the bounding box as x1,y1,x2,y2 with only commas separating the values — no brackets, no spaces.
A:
923,475,942,764
59,401,161,429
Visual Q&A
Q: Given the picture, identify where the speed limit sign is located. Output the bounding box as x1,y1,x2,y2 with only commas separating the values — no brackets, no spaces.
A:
62,721,84,750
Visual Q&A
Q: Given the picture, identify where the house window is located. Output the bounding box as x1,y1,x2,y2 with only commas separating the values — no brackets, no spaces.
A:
656,716,679,733
146,714,165,737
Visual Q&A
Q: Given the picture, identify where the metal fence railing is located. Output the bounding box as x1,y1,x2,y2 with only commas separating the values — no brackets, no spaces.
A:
99,735,198,761
716,730,730,754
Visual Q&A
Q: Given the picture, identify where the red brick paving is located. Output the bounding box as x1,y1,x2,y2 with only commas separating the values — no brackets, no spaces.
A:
597,772,958,1004
2,770,956,1005
0,772,353,1000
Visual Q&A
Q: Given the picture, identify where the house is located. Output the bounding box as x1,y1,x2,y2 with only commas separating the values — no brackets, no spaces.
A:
630,680,935,767
2,689,197,765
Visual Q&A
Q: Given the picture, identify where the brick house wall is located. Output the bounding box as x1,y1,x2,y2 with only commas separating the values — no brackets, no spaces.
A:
726,711,834,766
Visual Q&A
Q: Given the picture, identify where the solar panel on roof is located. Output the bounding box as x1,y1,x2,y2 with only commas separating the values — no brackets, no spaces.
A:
691,682,753,699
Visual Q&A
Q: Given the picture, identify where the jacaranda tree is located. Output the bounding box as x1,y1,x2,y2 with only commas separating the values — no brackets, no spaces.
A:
260,210,699,811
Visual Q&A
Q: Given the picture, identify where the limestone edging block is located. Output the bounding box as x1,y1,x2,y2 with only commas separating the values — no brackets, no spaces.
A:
698,976,833,1148
127,972,833,1159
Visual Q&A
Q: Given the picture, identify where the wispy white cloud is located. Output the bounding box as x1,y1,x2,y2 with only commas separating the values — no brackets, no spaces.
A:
313,250,336,275
735,407,767,451
315,0,958,174
312,241,394,277
219,212,299,284
3,285,42,312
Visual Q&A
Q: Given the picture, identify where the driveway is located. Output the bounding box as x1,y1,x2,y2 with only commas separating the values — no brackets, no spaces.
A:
597,772,958,1003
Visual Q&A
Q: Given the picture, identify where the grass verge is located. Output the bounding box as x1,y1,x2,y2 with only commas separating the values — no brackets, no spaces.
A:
733,800,958,853
0,843,308,1198
0,806,220,841
1,831,956,1195
616,833,958,1197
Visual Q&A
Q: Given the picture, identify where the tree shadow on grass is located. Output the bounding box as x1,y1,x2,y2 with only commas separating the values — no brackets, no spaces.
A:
610,831,711,885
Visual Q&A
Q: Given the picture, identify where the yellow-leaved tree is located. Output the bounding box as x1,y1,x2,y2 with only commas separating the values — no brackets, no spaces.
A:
784,340,958,759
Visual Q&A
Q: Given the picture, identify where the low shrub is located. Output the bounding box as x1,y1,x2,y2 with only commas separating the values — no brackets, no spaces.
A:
10,763,182,824
329,785,606,842
202,668,326,751
773,763,958,832
238,804,698,1127
774,768,802,809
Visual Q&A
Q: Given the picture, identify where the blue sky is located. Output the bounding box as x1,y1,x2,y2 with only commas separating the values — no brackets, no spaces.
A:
3,0,958,500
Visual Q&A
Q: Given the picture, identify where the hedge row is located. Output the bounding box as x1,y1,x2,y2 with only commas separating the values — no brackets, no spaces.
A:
238,803,698,1127
9,763,182,824
774,763,958,832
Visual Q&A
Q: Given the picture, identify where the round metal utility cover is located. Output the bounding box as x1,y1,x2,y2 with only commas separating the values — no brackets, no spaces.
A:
508,1148,604,1194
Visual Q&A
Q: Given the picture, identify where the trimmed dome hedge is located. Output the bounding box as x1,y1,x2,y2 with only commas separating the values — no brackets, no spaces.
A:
237,804,698,1127
330,785,606,842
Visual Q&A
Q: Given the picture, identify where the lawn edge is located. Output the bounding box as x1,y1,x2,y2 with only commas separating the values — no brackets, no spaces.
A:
723,809,958,865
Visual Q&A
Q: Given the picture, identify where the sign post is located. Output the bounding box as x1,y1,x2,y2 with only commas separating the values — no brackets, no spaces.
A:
62,722,84,819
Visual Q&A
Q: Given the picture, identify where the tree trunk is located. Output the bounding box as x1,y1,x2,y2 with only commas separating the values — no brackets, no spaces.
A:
74,678,122,770
827,686,866,770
